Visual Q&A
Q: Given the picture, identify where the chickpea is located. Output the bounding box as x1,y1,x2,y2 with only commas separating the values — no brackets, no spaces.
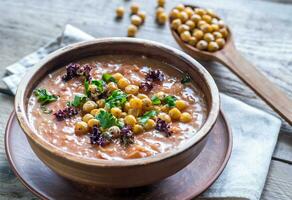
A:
82,113,94,123
177,24,190,34
157,0,165,7
121,112,127,118
171,18,182,30
107,82,118,92
200,24,212,33
128,108,142,117
153,105,161,112
216,38,226,49
184,7,194,17
125,84,139,95
175,100,188,110
124,102,131,112
161,105,170,112
133,124,144,134
169,108,181,120
130,3,139,14
74,121,89,135
137,93,148,99
142,98,152,110
156,7,164,18
127,24,138,37
208,41,219,52
176,4,185,11
185,20,195,29
170,9,180,19
137,11,146,22
213,31,223,39
131,15,142,26
219,28,228,37
96,99,105,108
144,119,156,130
203,33,215,42
180,31,191,42
192,29,204,40
180,112,192,123
156,91,166,100
191,14,201,23
124,115,137,126
158,113,171,123
108,126,121,138
116,6,125,18
178,11,188,23
196,40,208,50
211,24,220,32
90,108,104,116
206,9,217,18
188,37,197,46
112,73,123,81
129,98,143,109
194,8,206,16
88,84,97,93
157,12,167,24
83,101,97,113
202,14,212,24
197,20,207,27
218,20,225,28
87,119,100,128
110,107,122,117
118,77,130,89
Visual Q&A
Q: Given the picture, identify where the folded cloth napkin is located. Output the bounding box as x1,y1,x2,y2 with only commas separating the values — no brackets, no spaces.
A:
2,24,281,200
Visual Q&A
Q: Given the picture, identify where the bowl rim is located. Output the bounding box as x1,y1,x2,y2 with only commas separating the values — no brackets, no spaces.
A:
15,37,220,167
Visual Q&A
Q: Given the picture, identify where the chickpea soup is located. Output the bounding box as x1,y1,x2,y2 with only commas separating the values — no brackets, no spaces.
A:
28,55,208,160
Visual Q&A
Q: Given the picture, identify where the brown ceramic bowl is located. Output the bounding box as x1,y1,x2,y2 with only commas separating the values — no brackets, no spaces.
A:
15,38,219,188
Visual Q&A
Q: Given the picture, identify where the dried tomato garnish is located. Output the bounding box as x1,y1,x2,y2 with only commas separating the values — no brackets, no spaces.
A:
54,106,78,121
155,118,172,137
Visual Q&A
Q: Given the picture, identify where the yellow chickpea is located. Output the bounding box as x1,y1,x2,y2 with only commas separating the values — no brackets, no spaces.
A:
211,24,220,32
88,84,97,93
208,41,219,52
175,100,188,110
131,15,142,26
191,14,201,23
124,102,131,112
216,38,226,49
125,84,139,95
200,24,212,33
112,73,123,81
197,20,207,27
128,108,142,117
130,3,139,14
178,11,188,23
184,7,194,17
176,4,185,11
161,105,170,113
90,108,104,117
96,99,105,108
121,112,127,118
129,98,143,109
142,98,152,110
82,113,94,123
196,40,208,50
193,29,204,40
110,107,122,117
171,18,182,30
177,24,190,34
74,121,89,135
170,9,180,19
218,20,225,28
87,118,100,128
124,115,137,126
127,24,138,37
188,37,197,46
180,31,192,42
185,20,195,29
156,7,164,18
213,31,223,39
118,77,130,89
137,11,146,22
202,14,212,24
206,9,217,18
153,105,161,112
116,6,125,18
157,0,165,7
180,112,192,123
169,108,181,120
156,91,166,100
107,82,118,92
219,28,228,37
158,113,171,123
195,8,206,16
144,119,156,130
83,101,97,113
137,93,148,99
133,124,144,134
157,12,168,24
203,33,215,42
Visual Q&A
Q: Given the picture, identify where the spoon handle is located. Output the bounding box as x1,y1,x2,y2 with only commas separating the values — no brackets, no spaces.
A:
216,47,292,125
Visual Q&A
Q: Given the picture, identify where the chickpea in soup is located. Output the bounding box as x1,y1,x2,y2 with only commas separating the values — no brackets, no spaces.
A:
28,55,207,160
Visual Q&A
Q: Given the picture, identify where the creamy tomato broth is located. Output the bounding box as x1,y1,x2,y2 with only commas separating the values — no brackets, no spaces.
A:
28,55,208,160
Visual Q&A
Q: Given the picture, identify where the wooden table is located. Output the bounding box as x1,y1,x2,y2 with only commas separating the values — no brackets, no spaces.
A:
0,0,291,199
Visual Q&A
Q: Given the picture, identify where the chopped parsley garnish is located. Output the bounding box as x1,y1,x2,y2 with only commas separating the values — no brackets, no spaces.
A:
138,110,157,124
84,79,90,96
33,88,58,105
40,105,53,114
96,110,124,129
91,79,105,93
163,95,177,107
67,94,87,107
105,90,127,108
102,73,116,83
151,96,161,105
181,73,191,84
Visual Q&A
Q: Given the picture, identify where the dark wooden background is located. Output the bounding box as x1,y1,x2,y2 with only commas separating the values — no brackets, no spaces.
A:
0,0,291,199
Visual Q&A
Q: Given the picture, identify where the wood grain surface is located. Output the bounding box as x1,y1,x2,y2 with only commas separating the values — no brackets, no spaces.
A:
0,0,291,199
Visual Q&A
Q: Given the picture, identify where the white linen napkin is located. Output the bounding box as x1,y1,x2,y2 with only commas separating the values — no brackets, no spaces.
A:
2,24,281,200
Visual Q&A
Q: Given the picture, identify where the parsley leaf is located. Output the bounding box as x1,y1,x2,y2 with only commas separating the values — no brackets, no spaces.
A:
102,73,116,83
84,79,90,96
105,90,128,108
40,105,53,114
138,110,157,125
96,110,123,129
181,73,191,84
33,88,58,105
91,80,105,93
151,96,161,105
164,96,177,107
67,94,87,107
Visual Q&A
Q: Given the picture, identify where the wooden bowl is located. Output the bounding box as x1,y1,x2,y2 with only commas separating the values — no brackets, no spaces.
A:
14,38,220,188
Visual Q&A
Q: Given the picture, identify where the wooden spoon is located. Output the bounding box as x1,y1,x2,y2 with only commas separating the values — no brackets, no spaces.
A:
169,5,292,125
